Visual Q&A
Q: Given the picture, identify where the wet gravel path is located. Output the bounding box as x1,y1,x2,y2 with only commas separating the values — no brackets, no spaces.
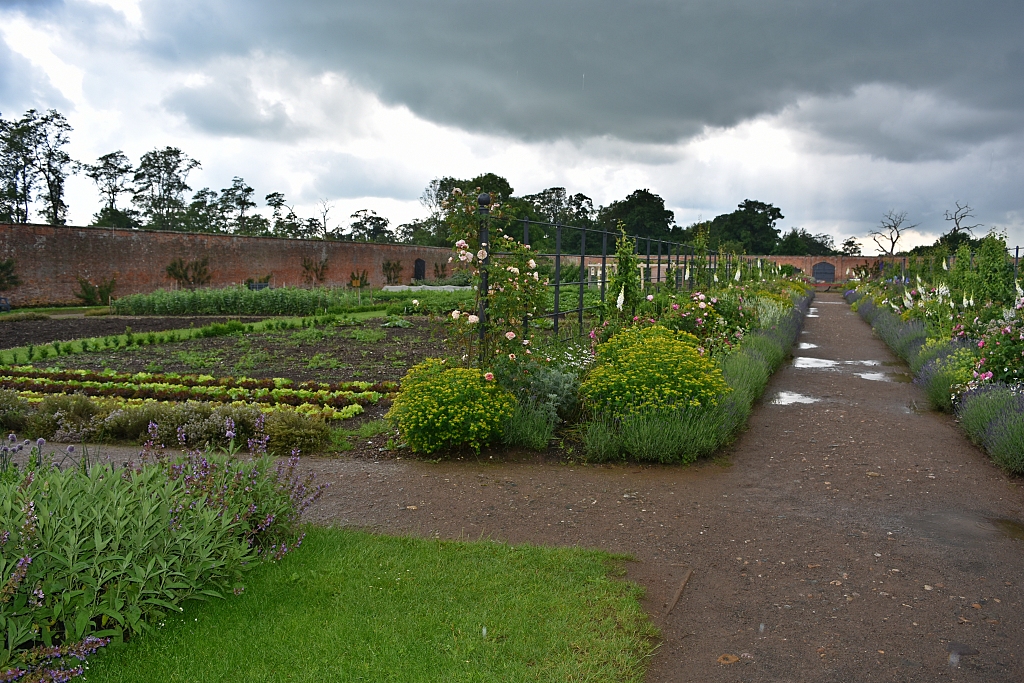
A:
302,292,1024,682
34,294,1024,681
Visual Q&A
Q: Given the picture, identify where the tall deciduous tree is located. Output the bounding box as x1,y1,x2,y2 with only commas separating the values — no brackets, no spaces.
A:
84,150,139,229
0,111,41,224
31,109,75,225
706,200,783,254
347,208,393,242
132,147,200,231
219,176,268,235
597,189,675,240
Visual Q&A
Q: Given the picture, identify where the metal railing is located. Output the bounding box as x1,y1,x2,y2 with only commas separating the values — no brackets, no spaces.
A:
474,197,769,340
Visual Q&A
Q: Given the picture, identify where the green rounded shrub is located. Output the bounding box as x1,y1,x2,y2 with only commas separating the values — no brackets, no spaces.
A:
388,359,516,454
580,326,729,418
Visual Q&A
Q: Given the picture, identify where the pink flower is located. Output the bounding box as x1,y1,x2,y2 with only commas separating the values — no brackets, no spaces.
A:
978,340,985,348
484,372,495,381
451,310,461,320
467,314,479,323
646,294,654,301
671,303,680,310
508,353,516,361
505,331,516,340
698,302,707,309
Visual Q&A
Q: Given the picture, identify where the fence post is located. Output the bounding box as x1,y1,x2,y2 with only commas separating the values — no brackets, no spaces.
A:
656,239,662,290
645,237,652,289
1016,246,1020,280
522,218,530,339
579,228,586,332
477,193,491,363
600,231,608,323
553,223,562,337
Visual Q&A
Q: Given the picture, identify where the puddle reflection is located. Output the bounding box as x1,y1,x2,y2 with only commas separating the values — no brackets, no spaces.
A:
772,391,820,405
793,357,838,369
798,342,818,350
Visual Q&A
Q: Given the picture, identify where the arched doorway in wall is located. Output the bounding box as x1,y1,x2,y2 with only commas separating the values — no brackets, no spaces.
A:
812,261,836,283
414,259,426,281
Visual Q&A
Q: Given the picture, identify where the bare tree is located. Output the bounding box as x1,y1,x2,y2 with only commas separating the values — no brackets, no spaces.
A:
869,210,917,256
939,201,982,250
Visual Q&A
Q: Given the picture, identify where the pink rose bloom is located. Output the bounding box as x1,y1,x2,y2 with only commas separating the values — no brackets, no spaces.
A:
698,302,707,309
451,310,461,320
646,294,654,301
484,372,495,381
711,297,718,304
467,314,479,323
978,340,985,348
505,331,516,340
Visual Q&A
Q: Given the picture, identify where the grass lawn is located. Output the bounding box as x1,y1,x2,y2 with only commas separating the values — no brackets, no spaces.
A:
84,527,657,683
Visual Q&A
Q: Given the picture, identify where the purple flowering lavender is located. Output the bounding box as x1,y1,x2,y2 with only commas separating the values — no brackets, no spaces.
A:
224,417,236,441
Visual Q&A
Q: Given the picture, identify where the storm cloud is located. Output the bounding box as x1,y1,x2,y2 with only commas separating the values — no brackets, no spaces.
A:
135,0,1024,159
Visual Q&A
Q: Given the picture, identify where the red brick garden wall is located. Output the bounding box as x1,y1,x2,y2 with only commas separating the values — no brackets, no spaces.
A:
0,223,452,306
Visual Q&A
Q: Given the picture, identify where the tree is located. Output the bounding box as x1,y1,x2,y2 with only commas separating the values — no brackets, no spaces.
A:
597,189,676,240
347,209,394,242
219,176,268,235
707,200,783,254
84,151,139,229
182,188,227,233
31,110,75,225
132,147,200,231
869,209,916,256
840,236,862,256
265,192,307,239
773,229,836,256
0,258,20,290
938,201,982,252
0,111,40,223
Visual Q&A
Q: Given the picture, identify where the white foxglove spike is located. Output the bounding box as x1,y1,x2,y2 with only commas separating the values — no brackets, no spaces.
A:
616,286,625,311
942,259,948,271
734,267,741,282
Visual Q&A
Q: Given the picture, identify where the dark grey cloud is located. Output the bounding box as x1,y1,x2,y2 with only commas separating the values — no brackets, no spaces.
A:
133,0,1024,159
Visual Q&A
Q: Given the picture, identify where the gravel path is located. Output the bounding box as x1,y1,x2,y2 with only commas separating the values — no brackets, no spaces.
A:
301,292,1024,682
30,293,1024,680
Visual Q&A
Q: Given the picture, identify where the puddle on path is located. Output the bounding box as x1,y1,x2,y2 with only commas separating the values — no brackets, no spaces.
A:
798,342,818,350
806,307,820,318
857,372,891,382
771,391,820,405
793,357,881,370
905,511,1024,549
793,356,838,369
992,518,1024,541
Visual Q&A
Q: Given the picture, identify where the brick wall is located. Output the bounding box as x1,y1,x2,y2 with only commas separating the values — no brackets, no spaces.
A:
0,223,453,306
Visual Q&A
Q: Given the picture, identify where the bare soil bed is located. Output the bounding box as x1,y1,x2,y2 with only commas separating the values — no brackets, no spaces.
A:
10,297,1024,681
0,315,266,349
22,317,446,386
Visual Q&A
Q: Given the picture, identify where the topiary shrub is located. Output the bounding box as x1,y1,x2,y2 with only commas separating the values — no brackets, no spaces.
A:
580,326,728,418
387,359,516,454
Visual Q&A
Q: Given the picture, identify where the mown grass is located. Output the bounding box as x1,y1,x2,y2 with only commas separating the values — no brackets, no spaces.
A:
85,527,656,683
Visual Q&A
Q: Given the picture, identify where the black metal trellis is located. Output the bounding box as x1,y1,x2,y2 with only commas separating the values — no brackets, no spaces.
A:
470,198,773,342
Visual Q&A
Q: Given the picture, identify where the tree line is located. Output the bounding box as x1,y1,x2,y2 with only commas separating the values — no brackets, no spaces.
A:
2,107,867,255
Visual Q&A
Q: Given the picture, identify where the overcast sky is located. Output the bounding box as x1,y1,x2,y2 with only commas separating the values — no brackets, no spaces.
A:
2,0,1023,252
